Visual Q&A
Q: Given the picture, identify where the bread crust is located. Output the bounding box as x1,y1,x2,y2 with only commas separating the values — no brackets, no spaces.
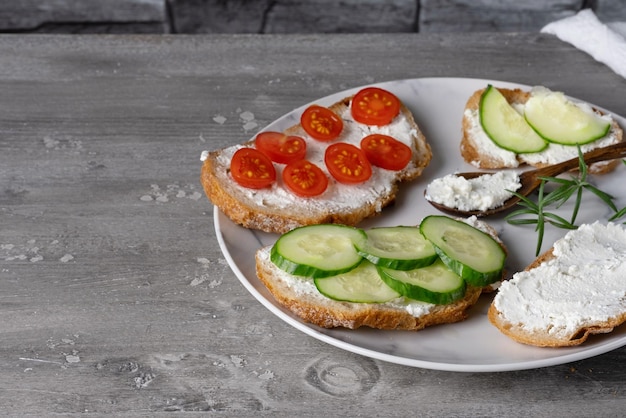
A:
201,95,432,234
488,248,626,347
461,87,623,174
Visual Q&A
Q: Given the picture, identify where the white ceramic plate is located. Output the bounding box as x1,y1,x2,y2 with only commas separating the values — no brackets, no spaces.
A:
214,77,626,372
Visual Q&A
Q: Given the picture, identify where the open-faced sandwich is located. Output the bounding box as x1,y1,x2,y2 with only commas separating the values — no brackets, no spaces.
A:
201,87,432,234
256,215,507,331
461,85,624,174
489,222,626,347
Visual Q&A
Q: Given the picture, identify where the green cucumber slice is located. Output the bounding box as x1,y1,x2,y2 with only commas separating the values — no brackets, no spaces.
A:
314,260,401,303
270,224,366,278
524,88,611,145
355,226,438,270
378,259,466,305
479,84,547,153
419,216,505,287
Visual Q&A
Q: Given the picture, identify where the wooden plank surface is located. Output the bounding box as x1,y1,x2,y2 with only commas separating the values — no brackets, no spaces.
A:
1,33,625,416
0,0,166,32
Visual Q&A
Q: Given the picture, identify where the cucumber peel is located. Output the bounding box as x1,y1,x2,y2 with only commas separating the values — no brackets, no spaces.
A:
419,216,505,287
355,226,437,270
524,88,610,145
270,224,366,278
378,259,466,305
479,84,547,153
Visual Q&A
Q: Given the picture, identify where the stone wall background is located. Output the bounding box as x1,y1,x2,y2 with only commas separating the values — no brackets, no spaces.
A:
0,0,624,34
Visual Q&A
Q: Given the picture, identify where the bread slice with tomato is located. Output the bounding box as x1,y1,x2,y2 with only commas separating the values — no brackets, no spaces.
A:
201,87,432,234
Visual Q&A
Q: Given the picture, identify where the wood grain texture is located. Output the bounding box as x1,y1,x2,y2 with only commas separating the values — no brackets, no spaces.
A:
0,33,625,416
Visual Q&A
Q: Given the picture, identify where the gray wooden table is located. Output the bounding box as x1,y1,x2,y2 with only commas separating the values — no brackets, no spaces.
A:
1,33,625,416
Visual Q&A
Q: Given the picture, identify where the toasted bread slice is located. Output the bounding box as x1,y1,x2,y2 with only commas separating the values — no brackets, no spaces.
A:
461,87,623,174
255,218,505,331
255,245,482,330
201,94,431,234
488,222,626,347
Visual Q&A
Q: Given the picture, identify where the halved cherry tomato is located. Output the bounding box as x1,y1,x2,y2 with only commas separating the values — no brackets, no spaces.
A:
351,87,400,126
324,143,372,184
300,105,343,141
282,159,328,197
255,131,307,164
230,147,276,189
361,134,412,171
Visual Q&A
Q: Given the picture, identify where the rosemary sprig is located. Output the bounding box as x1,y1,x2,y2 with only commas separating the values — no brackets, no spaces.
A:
505,182,576,256
537,147,617,224
505,147,623,255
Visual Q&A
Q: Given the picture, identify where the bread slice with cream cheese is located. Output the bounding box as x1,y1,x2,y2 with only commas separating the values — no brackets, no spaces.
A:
201,94,431,234
488,222,626,347
460,87,624,174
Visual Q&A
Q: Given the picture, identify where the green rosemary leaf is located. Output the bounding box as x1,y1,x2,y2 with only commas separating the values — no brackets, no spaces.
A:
576,145,588,177
544,184,576,207
609,206,626,222
534,217,545,256
508,193,538,211
506,218,540,226
538,175,574,185
505,207,537,216
505,209,540,223
509,190,536,204
543,212,576,229
583,183,617,211
569,187,583,224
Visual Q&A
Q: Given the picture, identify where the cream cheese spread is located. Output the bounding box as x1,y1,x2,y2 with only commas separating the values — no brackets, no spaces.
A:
465,86,618,168
208,105,419,212
493,222,626,339
464,108,520,167
425,171,521,212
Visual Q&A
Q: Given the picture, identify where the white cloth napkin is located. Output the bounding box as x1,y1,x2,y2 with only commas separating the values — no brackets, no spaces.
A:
541,9,626,79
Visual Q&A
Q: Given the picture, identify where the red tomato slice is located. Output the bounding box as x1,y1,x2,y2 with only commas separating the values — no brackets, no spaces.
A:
324,143,372,184
360,134,412,171
282,159,328,197
230,148,276,189
300,105,343,141
255,131,307,164
351,87,400,126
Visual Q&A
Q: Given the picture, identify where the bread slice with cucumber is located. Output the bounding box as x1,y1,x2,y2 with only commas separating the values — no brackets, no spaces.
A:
255,216,507,331
460,85,623,174
200,87,432,234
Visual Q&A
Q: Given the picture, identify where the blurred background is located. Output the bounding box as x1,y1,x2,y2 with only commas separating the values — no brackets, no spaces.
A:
0,0,623,34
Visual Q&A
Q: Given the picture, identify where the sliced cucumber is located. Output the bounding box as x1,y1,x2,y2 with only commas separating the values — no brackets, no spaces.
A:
314,260,401,303
355,226,438,270
378,259,466,305
479,84,547,153
270,224,367,278
524,88,611,145
419,216,505,287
